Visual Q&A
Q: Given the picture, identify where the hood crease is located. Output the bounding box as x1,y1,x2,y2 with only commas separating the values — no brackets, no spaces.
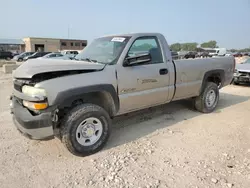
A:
14,59,105,78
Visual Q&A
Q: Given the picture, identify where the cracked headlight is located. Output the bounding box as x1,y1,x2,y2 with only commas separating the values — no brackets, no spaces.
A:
22,85,47,98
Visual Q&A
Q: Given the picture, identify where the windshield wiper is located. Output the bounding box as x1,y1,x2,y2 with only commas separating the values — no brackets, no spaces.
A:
76,58,98,63
74,57,106,64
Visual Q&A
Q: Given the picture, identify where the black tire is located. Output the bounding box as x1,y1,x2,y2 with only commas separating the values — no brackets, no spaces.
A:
60,103,111,156
194,82,219,113
233,81,239,85
17,58,23,62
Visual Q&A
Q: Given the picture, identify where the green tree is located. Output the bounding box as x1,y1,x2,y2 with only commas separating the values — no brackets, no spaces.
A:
170,43,181,52
200,40,218,48
240,48,250,52
230,48,250,53
230,49,238,53
181,43,198,51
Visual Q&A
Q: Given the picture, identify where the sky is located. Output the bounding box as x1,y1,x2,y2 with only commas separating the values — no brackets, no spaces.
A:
0,0,250,49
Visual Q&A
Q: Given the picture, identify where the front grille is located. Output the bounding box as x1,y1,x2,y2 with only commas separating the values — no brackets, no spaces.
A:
239,71,250,77
13,79,32,92
14,80,23,92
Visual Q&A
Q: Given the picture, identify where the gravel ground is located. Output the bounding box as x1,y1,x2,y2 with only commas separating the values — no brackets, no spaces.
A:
0,69,250,188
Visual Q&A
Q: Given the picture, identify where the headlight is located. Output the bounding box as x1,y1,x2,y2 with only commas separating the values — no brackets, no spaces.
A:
22,85,46,98
234,69,238,73
23,100,48,110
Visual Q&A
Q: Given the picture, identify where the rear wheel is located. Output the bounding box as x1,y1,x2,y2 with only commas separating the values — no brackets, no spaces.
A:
60,104,111,156
194,82,219,113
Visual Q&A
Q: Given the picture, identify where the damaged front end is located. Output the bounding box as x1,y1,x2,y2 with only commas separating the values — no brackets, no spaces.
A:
12,69,97,114
234,70,250,83
11,70,94,140
12,69,94,118
10,58,106,140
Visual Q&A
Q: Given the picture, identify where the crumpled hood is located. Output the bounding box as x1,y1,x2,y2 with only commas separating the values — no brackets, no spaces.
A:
236,63,250,72
13,59,105,78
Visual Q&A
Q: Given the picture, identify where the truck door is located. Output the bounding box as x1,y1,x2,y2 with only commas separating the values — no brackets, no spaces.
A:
117,36,170,114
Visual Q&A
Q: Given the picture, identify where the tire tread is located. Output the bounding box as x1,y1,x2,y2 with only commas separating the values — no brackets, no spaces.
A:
195,82,219,113
60,103,110,156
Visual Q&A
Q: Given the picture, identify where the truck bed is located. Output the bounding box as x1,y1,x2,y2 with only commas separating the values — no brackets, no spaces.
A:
172,57,235,101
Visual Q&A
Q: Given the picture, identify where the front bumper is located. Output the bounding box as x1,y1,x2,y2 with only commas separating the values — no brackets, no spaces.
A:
234,75,250,83
10,96,54,140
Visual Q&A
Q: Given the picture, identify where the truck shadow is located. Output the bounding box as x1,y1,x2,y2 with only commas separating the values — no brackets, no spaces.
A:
105,92,249,150
234,83,250,87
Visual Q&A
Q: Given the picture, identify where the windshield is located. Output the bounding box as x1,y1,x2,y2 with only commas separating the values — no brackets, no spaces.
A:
75,36,130,64
244,59,250,64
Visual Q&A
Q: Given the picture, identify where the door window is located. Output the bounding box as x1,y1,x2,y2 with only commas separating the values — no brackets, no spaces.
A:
128,37,163,64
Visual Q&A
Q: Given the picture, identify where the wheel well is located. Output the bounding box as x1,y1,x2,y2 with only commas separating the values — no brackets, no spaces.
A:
58,91,117,119
200,70,225,94
206,73,222,86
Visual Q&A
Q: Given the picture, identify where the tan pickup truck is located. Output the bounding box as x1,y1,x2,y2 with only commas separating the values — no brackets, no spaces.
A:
10,33,235,156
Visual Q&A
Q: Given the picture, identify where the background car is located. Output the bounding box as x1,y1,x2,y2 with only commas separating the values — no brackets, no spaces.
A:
37,52,64,59
243,52,250,56
52,55,74,60
233,52,243,57
225,51,233,56
177,51,189,59
234,58,250,85
12,52,35,62
184,51,197,59
12,52,19,56
23,52,51,61
171,51,179,60
198,51,210,58
61,50,79,59
0,51,13,60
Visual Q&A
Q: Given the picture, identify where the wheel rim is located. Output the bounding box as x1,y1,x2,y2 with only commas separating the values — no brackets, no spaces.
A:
205,89,216,107
76,117,103,146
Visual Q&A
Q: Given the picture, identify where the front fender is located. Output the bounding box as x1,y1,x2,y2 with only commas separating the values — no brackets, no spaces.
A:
53,84,119,113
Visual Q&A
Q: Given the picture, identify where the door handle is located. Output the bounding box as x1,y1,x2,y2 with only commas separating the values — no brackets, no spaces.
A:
159,68,168,75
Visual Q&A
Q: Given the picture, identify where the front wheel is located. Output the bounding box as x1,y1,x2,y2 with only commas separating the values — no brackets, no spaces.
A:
60,104,111,156
194,82,219,113
233,80,240,85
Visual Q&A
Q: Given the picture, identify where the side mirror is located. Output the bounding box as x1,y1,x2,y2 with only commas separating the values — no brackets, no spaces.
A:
124,53,151,66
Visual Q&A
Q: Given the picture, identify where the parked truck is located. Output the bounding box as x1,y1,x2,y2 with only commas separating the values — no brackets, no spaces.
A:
10,33,235,156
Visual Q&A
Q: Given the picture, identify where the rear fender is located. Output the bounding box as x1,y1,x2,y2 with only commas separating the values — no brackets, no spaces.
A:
200,69,225,93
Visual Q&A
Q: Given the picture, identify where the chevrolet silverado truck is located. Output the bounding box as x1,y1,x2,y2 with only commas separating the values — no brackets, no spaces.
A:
10,33,235,156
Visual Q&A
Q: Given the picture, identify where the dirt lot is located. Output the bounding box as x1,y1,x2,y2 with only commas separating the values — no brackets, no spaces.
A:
0,69,250,188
